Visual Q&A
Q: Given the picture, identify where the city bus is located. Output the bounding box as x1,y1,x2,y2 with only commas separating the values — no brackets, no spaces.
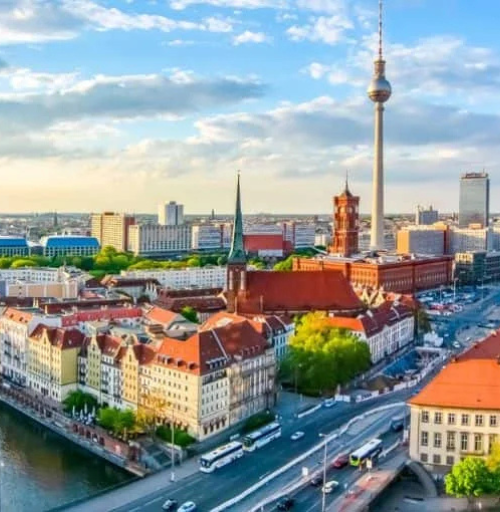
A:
199,441,244,473
243,421,282,452
349,438,383,467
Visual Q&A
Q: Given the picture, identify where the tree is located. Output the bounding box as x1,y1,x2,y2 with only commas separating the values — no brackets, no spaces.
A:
445,457,493,506
416,306,431,337
98,407,136,438
10,259,37,268
62,390,98,414
282,312,371,395
180,306,199,323
217,255,228,266
274,256,294,271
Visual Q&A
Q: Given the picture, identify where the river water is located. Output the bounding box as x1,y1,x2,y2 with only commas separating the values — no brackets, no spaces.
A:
0,403,133,512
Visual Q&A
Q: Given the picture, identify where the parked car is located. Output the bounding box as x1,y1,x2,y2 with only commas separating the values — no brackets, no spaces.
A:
177,502,196,512
291,431,305,441
161,499,177,511
276,496,294,510
331,453,349,469
310,474,324,487
322,480,340,494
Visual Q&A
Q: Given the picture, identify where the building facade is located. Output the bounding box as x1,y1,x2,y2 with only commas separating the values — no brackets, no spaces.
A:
127,224,191,257
450,226,490,254
415,205,439,226
459,172,490,228
409,332,500,468
91,212,136,252
122,266,227,290
293,254,453,294
0,236,30,257
158,201,184,226
397,227,446,256
41,236,100,257
191,224,232,251
331,181,359,257
326,301,414,364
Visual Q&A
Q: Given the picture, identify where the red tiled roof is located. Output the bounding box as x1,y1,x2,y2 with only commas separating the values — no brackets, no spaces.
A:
244,234,284,252
144,306,180,326
458,330,500,361
30,324,85,349
408,358,500,410
158,296,226,313
235,270,363,314
3,307,33,324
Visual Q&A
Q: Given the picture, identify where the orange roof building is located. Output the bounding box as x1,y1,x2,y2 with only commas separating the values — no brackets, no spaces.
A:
408,330,500,468
224,175,364,316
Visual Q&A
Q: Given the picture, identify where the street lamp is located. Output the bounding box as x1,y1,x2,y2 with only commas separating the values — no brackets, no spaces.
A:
319,434,329,512
294,363,303,415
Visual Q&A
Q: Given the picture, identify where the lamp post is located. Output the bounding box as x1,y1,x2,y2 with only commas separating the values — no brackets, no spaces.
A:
170,406,176,482
294,363,302,415
319,434,329,512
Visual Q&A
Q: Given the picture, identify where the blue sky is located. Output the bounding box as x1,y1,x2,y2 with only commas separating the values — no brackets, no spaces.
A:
0,0,499,214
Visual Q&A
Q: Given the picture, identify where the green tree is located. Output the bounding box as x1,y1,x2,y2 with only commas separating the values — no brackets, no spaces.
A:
445,457,493,506
98,407,118,431
10,259,37,268
63,390,98,414
416,306,431,336
274,256,294,271
282,312,371,395
217,255,228,266
180,306,199,323
186,257,201,267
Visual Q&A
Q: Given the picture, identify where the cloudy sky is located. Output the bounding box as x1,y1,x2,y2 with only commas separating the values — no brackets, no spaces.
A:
0,0,498,214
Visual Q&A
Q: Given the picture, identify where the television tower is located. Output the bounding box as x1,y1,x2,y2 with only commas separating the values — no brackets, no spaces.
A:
368,0,391,250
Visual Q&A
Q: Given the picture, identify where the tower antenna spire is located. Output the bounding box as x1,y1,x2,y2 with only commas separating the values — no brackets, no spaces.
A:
378,0,383,60
345,170,349,192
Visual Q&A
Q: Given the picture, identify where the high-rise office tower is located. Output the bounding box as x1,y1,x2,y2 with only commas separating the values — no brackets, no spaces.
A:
158,201,184,226
368,0,391,250
458,172,490,228
90,212,136,252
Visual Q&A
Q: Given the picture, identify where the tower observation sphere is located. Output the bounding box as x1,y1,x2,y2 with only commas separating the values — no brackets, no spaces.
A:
367,75,392,103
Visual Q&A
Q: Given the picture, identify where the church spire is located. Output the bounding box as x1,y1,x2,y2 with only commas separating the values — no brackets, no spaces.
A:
228,171,246,263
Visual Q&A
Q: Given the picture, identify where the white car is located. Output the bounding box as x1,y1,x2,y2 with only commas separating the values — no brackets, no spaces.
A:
177,502,197,512
291,431,305,441
453,342,461,349
323,398,336,408
322,480,339,494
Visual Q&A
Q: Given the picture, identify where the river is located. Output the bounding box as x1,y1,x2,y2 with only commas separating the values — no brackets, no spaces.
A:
0,403,134,512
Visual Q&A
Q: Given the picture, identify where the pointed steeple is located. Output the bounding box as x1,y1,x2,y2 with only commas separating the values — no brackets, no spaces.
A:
228,171,246,264
341,171,353,198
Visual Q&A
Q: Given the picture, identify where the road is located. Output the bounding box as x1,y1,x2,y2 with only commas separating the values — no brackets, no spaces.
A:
264,430,402,512
111,397,413,512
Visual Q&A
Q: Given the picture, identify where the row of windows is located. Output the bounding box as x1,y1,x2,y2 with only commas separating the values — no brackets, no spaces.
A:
421,430,495,453
420,453,455,465
422,411,498,428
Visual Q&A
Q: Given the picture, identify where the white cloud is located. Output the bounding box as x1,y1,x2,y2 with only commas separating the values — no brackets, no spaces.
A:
164,39,195,46
203,16,234,33
233,31,269,45
287,15,353,45
170,0,287,9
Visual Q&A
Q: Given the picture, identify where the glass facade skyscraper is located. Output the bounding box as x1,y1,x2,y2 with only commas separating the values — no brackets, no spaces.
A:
459,172,490,228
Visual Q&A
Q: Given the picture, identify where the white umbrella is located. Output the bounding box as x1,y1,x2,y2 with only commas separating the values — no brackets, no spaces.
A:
92,405,96,418
84,402,88,416
72,405,76,418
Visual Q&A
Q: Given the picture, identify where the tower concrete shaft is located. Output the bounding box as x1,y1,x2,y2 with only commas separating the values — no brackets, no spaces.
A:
370,102,385,250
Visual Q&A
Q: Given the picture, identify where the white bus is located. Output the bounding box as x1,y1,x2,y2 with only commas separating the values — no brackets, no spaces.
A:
242,421,282,452
349,438,383,467
199,441,244,473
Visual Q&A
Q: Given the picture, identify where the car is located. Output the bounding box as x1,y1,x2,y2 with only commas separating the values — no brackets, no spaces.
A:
323,398,336,408
161,499,178,511
331,453,349,469
276,496,294,510
291,431,305,441
322,480,340,494
453,341,461,349
310,474,324,487
177,502,196,512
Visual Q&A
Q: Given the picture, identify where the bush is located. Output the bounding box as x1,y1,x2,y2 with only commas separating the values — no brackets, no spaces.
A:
156,426,195,447
242,410,275,434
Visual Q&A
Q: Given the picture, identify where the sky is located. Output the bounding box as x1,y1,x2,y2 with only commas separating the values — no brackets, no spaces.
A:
0,0,499,214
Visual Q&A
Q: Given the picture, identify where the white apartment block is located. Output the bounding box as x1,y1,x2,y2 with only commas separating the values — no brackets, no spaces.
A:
397,226,446,256
127,224,191,256
122,266,227,289
450,227,491,254
0,267,86,299
282,222,316,248
192,224,225,251
158,201,184,226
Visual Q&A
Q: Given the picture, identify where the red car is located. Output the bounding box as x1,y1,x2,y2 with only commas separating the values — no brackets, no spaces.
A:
331,453,349,469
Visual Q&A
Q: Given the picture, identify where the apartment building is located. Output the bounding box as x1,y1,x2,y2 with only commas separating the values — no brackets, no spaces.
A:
27,325,85,401
397,226,446,256
191,223,232,251
326,301,414,364
91,212,136,252
158,201,184,226
0,236,30,257
121,266,227,290
127,224,191,257
0,308,60,386
409,331,500,467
